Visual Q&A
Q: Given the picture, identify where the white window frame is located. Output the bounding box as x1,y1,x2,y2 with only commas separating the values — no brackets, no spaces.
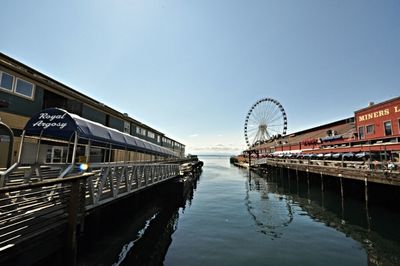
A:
358,126,365,140
136,126,146,136
14,78,35,99
148,131,155,139
123,121,131,134
0,71,14,91
398,119,400,135
366,124,375,135
0,71,35,100
383,120,392,136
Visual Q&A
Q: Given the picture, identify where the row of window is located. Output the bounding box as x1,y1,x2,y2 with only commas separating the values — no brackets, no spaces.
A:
0,71,35,99
162,137,172,144
358,120,400,139
133,126,163,143
174,142,183,148
147,131,155,139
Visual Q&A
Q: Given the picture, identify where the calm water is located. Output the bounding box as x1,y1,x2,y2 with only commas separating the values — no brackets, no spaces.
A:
78,156,400,266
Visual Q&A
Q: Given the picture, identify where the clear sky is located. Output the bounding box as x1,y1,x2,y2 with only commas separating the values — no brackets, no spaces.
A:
1,0,399,155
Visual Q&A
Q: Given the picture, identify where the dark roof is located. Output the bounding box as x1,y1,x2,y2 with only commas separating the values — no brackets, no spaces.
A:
24,108,178,157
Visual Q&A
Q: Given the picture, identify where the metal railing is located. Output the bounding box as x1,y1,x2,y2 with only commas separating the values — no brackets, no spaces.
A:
253,157,400,182
255,157,399,171
0,161,181,262
84,162,180,209
0,173,93,260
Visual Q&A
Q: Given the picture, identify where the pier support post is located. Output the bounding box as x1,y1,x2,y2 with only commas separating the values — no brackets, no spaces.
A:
320,173,324,192
364,177,371,231
296,169,299,195
320,172,324,208
287,168,291,193
339,175,344,221
307,170,310,201
65,179,80,266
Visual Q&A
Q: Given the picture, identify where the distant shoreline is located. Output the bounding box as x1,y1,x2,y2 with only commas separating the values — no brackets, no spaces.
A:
196,154,233,157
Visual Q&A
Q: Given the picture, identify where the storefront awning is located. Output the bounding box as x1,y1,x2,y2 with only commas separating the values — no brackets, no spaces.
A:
24,108,178,157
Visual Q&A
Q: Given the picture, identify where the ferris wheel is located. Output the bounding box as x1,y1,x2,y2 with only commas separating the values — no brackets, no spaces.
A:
244,98,287,148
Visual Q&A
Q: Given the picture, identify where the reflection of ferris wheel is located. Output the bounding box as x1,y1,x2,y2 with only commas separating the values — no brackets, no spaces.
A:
244,98,287,147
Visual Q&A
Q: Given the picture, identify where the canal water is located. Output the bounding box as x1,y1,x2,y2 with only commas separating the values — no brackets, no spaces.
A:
78,155,400,266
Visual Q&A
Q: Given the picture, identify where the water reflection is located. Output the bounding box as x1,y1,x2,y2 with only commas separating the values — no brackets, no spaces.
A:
77,171,201,266
245,171,293,239
246,167,400,266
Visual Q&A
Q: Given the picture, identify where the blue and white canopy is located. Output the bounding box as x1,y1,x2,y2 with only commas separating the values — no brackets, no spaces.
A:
24,108,178,157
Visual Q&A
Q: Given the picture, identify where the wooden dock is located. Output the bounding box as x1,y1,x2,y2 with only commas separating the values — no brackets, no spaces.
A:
252,158,400,186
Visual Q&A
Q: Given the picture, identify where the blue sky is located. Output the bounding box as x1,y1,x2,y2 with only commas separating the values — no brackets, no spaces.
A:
1,0,399,154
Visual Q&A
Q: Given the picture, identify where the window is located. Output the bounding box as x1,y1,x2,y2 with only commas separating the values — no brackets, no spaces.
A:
358,126,365,139
0,72,14,91
148,131,155,138
136,126,146,136
0,71,34,99
157,136,161,143
163,138,172,145
366,124,375,134
15,78,34,98
384,121,392,136
398,119,400,134
123,121,131,134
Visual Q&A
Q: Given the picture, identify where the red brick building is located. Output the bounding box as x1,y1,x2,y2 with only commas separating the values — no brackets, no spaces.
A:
355,97,400,141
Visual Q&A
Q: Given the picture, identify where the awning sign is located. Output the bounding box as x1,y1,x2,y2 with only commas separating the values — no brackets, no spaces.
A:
32,112,68,130
24,108,77,139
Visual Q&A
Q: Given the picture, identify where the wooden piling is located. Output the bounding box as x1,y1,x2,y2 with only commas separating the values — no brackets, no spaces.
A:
296,168,299,195
65,180,80,266
307,170,310,200
320,172,324,192
320,172,324,208
339,175,344,220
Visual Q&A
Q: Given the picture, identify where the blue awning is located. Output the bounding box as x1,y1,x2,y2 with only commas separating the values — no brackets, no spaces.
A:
24,108,178,157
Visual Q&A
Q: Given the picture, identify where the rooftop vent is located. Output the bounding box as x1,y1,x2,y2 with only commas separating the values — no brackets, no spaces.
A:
368,102,374,107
